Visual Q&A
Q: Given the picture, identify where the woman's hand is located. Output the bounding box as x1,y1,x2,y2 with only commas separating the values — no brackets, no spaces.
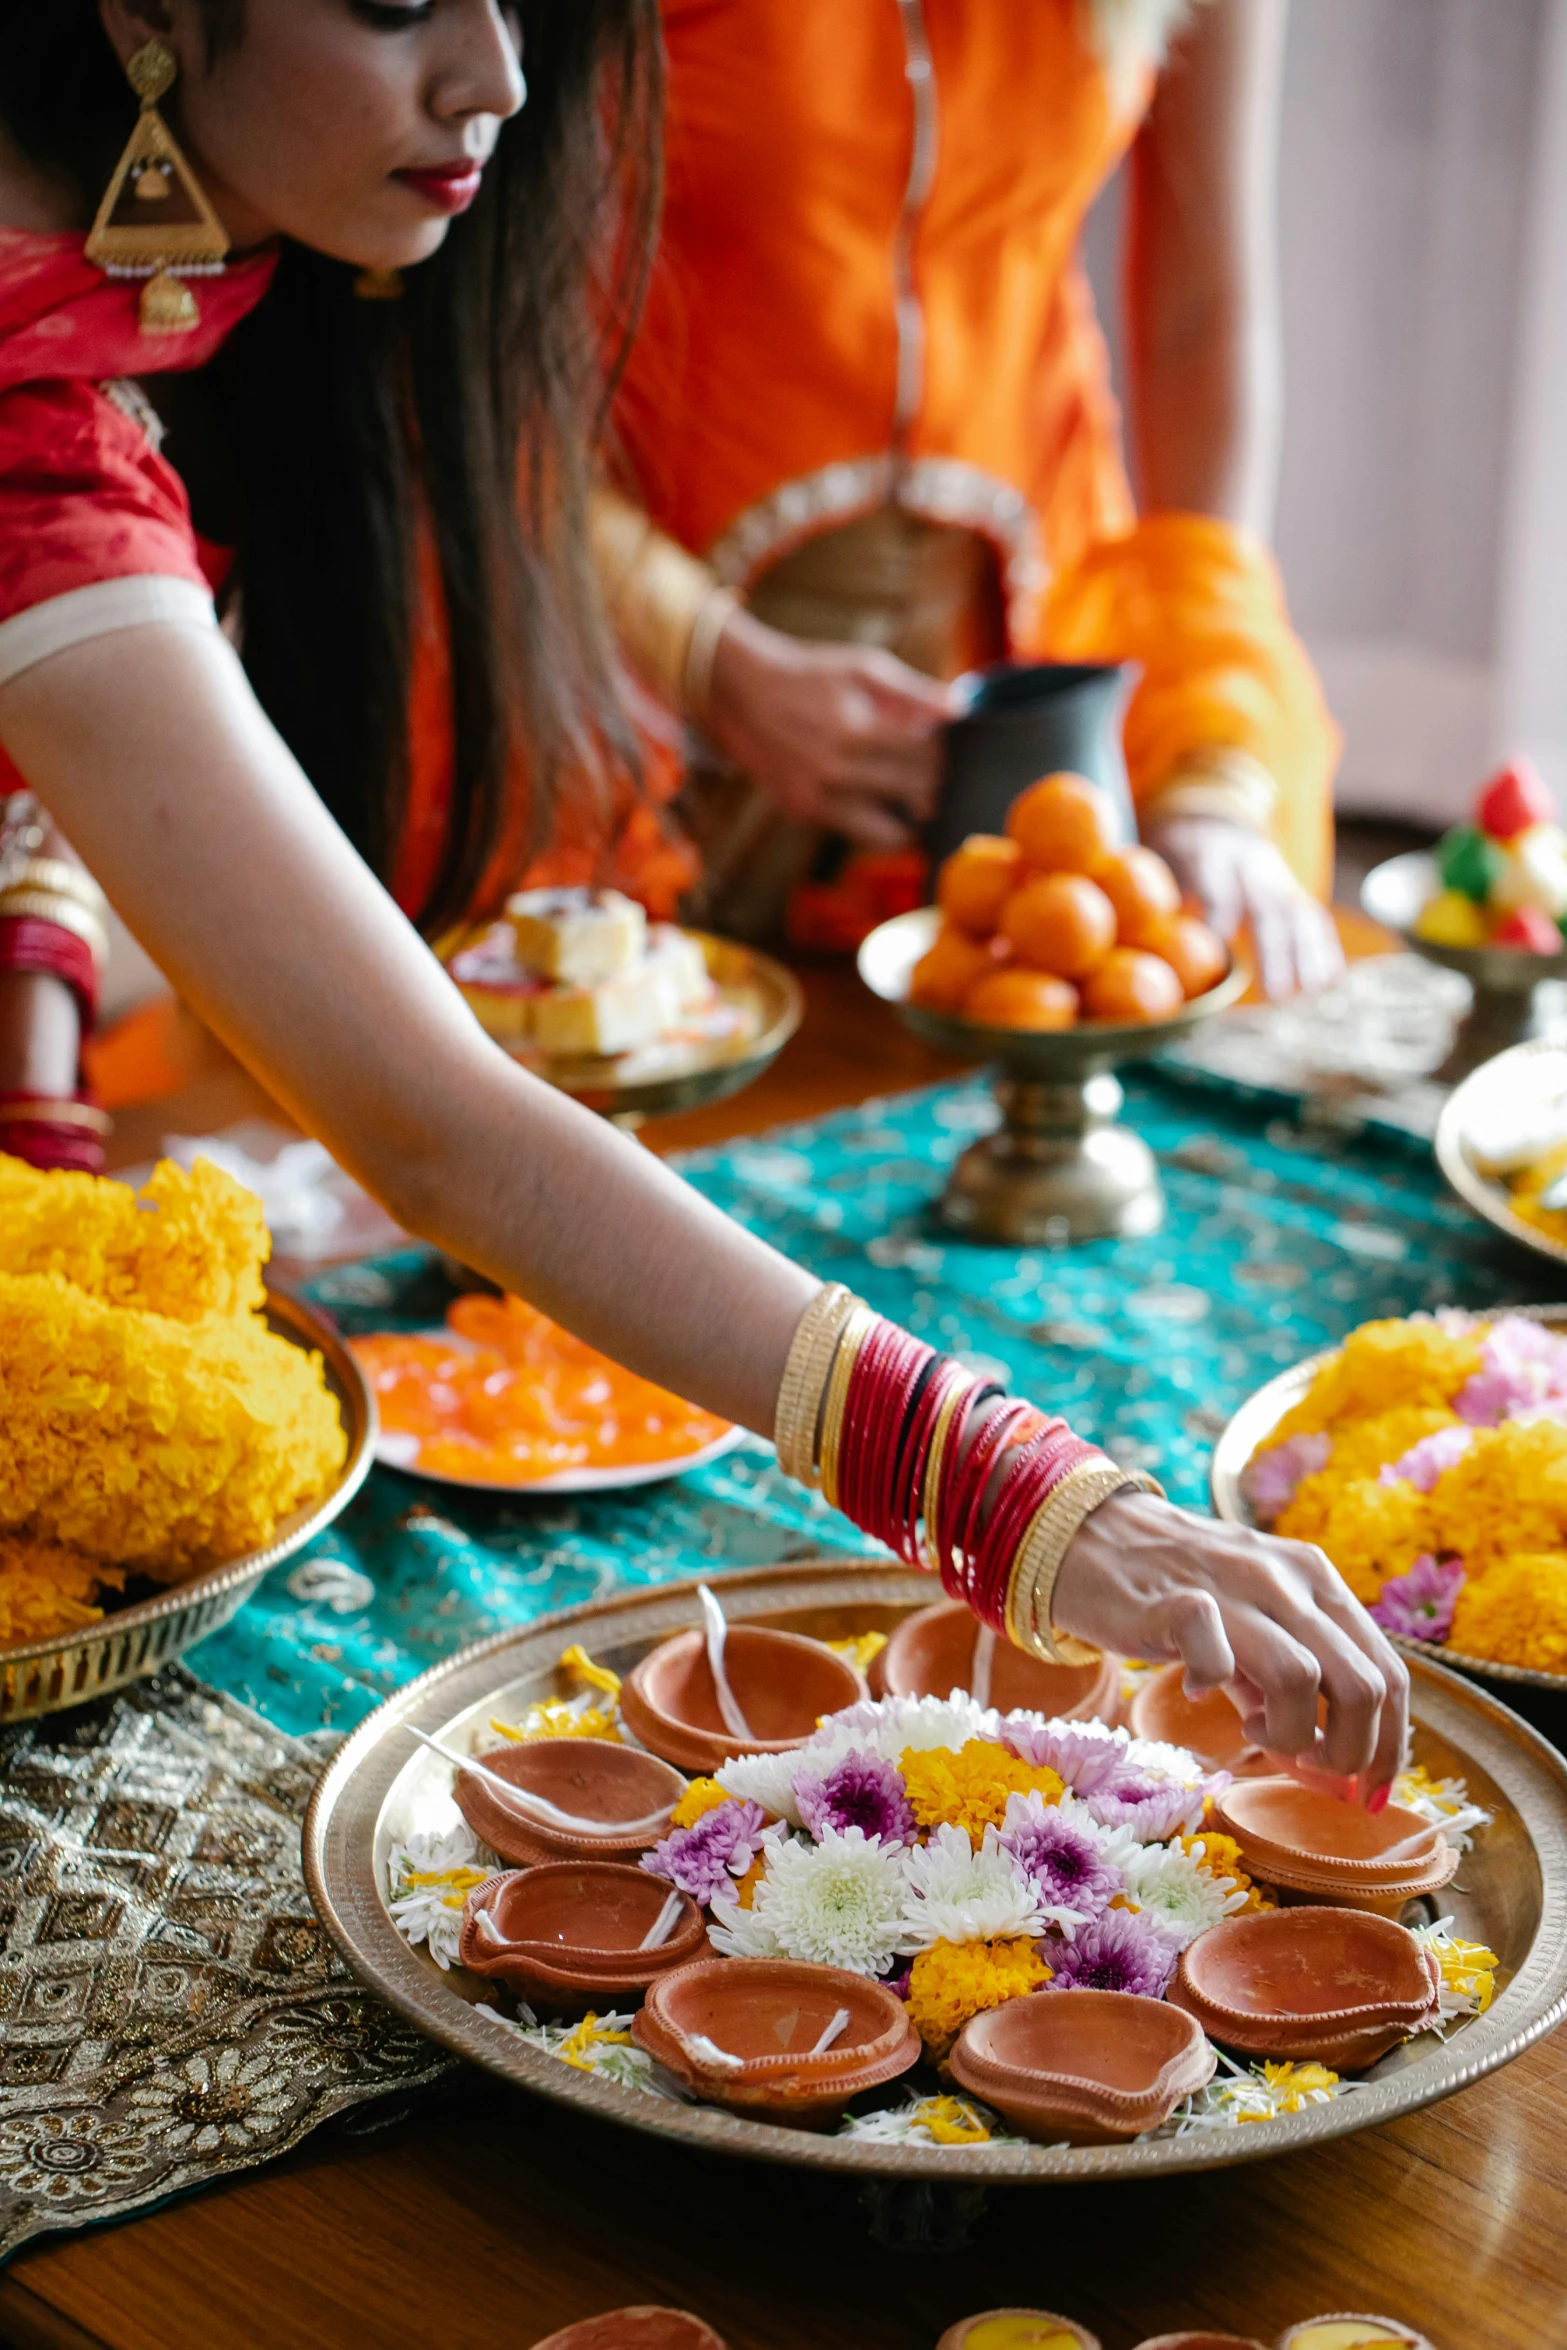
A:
1053,1490,1409,1801
1145,812,1345,1000
705,607,955,847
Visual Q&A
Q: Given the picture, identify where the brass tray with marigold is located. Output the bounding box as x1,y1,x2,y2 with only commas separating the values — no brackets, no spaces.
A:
303,1560,1567,2185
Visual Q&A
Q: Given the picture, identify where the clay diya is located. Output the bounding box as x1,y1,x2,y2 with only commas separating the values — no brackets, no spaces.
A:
458,1863,707,2010
882,1600,1121,1722
1170,1907,1441,2070
1132,2337,1268,2350
450,1735,688,1867
948,1988,1215,2145
1276,2323,1433,2350
632,1956,920,2128
620,1623,865,1774
935,2314,1102,2350
531,2312,729,2350
1212,1778,1457,1917
1130,1664,1282,1777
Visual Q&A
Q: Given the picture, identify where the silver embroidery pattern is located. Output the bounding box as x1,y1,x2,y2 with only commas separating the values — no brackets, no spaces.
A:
0,1668,451,2257
97,378,165,454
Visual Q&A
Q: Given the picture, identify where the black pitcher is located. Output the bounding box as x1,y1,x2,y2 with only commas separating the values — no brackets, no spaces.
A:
930,660,1135,874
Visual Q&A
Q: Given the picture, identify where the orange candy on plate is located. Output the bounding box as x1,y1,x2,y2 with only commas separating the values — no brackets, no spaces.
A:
351,1294,731,1487
937,834,1023,934
1081,947,1184,1024
965,968,1078,1030
1006,773,1120,873
999,873,1117,979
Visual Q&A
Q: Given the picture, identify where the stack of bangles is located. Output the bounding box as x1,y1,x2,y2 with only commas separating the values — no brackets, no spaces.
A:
0,796,110,1175
775,1284,1163,1665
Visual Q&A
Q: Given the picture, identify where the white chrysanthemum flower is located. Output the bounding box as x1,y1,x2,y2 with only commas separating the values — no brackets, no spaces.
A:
1393,1767,1492,1855
1124,1734,1210,1789
815,1691,1002,1765
839,2091,1019,2147
1118,1841,1250,1949
1162,2051,1361,2135
717,1823,911,1975
900,1821,1055,1949
386,1820,489,1970
714,1748,807,1826
1410,1915,1498,2025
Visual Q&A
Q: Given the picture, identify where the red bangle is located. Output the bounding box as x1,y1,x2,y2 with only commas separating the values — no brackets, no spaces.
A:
0,1116,105,1175
936,1396,1033,1609
0,915,99,1027
966,1423,1099,1633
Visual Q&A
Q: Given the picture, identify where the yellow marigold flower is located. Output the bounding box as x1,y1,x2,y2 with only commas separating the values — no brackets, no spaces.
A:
1450,1551,1567,1674
900,1742,1065,1847
1245,2060,1340,2117
0,1538,123,1642
904,2094,991,2145
731,1852,767,1910
904,1936,1052,2060
826,1630,889,1675
560,1644,622,1702
1177,1831,1275,1913
1269,1320,1482,1441
1276,1472,1430,1605
672,1776,733,1830
491,1701,621,1743
1428,1423,1567,1576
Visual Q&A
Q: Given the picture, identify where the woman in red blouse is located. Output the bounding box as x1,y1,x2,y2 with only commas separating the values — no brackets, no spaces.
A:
0,0,1408,1789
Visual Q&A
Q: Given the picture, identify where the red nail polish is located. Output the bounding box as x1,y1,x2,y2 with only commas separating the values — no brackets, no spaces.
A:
1367,1782,1391,1814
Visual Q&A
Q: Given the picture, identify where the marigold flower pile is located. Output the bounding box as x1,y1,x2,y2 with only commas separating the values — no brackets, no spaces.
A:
0,1155,346,1639
1244,1311,1567,1674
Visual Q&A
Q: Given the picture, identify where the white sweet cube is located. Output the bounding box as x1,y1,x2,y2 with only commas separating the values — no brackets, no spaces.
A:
531,969,664,1057
505,886,647,986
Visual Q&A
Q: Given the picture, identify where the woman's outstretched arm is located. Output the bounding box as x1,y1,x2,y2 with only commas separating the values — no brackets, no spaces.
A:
0,619,817,1433
0,616,1407,1790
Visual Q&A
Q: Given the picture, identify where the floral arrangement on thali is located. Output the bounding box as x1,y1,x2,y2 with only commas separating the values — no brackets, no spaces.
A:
386,1639,1497,2151
1244,1310,1567,1675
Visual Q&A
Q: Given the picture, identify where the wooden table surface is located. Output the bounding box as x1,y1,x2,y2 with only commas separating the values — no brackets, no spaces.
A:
7,918,1562,2350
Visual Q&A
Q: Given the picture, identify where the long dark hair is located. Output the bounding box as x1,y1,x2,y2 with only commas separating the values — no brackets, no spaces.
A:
0,0,660,934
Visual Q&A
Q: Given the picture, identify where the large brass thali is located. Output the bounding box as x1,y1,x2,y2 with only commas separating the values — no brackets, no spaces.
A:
304,1560,1567,2184
0,1287,375,1723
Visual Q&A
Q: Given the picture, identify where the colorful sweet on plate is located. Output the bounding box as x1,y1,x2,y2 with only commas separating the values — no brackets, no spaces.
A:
911,773,1227,1030
450,886,721,1055
351,1292,732,1487
1416,758,1567,955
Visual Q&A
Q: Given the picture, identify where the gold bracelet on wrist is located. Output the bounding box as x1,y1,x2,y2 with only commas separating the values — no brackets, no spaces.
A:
683,585,742,728
1006,1462,1164,1667
774,1284,862,1487
817,1304,876,1515
0,858,107,917
1141,746,1279,839
0,1098,113,1135
919,1373,969,1576
0,891,108,967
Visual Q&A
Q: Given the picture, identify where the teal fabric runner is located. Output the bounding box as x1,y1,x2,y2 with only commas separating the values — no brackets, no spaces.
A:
187,1070,1548,1740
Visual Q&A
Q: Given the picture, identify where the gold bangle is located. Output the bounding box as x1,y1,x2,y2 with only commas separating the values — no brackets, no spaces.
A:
1141,746,1279,839
0,1098,113,1135
818,1304,876,1515
1007,1462,1164,1666
773,1284,861,1487
919,1374,969,1575
0,858,107,916
683,585,742,727
0,892,108,967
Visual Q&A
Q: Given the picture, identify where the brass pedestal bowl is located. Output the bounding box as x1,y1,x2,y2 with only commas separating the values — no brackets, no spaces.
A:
1361,850,1567,1084
857,907,1247,1243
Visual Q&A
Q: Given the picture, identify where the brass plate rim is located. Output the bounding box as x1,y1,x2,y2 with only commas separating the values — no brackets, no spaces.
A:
0,1285,377,1673
856,906,1249,1074
303,1558,1567,2182
1210,1305,1567,1693
1434,1040,1567,1271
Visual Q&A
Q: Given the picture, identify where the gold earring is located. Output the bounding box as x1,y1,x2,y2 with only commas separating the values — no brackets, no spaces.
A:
353,267,405,302
85,39,230,336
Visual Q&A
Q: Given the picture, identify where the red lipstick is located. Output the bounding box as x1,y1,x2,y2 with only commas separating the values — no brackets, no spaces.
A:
394,161,484,214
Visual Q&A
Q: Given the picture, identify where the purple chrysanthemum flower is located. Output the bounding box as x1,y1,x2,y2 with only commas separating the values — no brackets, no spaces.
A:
1082,1772,1217,1844
1044,1907,1179,1999
1002,1720,1134,1800
998,1793,1121,1922
1241,1431,1332,1522
1378,1426,1473,1494
883,1963,912,2002
794,1749,916,1847
1370,1552,1465,1644
641,1798,769,1905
